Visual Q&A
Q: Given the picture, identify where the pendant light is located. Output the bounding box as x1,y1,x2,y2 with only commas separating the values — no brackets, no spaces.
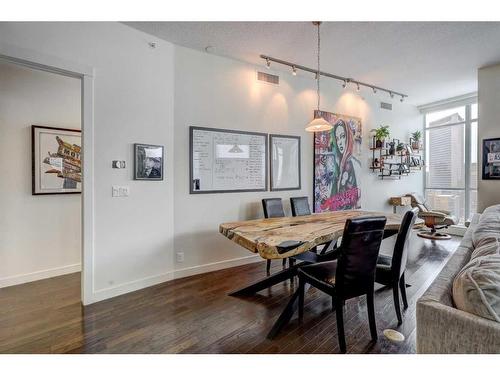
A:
305,21,332,133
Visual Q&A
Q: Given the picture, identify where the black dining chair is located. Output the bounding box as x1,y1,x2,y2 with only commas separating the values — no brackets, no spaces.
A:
297,216,387,353
290,197,311,217
262,198,287,274
375,208,418,325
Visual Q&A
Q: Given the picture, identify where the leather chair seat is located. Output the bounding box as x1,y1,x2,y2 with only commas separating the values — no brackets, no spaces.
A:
299,260,338,285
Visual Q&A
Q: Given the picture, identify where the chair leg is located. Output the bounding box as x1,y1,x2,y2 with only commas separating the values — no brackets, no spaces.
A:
266,260,271,275
335,300,346,353
366,292,378,342
399,273,408,309
393,285,402,325
289,259,295,283
298,278,305,323
282,258,287,268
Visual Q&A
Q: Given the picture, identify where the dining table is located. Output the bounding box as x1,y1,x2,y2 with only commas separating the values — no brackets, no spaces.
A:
219,209,424,339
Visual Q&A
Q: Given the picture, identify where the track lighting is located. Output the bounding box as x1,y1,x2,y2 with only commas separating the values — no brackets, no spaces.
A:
259,54,408,100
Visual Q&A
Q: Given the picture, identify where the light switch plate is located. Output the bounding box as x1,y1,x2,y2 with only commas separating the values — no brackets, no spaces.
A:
112,160,126,169
112,185,130,197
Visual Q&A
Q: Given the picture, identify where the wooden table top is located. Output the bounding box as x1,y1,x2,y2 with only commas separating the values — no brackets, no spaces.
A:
220,210,423,260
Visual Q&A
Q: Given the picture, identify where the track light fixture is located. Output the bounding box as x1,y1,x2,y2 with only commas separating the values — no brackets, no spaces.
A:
259,55,408,102
292,65,297,76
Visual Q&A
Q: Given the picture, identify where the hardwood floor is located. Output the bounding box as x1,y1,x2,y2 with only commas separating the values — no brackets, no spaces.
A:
0,234,461,354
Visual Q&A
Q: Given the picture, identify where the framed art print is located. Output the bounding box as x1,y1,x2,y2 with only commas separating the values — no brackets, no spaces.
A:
482,137,500,180
269,134,301,191
32,125,82,195
134,143,164,180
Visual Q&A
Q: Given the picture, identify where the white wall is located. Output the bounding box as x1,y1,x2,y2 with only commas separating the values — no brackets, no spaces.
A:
173,46,423,270
0,22,175,302
478,63,500,212
0,61,81,287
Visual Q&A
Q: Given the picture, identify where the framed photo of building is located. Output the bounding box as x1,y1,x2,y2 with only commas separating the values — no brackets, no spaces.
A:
32,125,82,195
482,138,500,180
269,134,301,191
134,143,164,180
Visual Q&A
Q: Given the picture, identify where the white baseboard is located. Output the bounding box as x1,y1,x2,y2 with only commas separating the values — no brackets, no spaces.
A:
89,254,263,305
0,263,81,289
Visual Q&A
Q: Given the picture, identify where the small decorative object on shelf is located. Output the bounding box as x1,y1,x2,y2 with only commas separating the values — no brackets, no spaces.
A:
410,130,422,150
389,195,412,213
370,125,390,149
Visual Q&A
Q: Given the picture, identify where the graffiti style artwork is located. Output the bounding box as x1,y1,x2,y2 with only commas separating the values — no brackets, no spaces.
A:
32,125,82,195
313,110,362,212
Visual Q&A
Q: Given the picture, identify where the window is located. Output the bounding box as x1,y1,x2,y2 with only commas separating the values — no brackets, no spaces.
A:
424,102,478,224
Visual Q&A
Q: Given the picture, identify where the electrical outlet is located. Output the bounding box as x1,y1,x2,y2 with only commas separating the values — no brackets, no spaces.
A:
176,252,185,263
119,186,130,197
112,186,120,197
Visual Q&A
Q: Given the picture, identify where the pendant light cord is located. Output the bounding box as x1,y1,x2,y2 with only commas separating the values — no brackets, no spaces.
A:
316,21,321,111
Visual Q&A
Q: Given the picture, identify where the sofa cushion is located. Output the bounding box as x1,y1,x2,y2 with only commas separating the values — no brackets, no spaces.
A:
471,239,500,260
472,204,500,248
453,255,500,322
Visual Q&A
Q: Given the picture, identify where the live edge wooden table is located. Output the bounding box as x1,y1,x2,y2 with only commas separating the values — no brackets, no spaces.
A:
219,210,423,339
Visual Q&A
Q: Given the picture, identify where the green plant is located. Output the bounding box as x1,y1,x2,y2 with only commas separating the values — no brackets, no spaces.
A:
371,125,390,141
396,142,405,152
411,130,422,142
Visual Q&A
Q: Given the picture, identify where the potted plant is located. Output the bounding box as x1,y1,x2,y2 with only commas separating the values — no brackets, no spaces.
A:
411,130,422,150
371,125,390,148
396,142,405,154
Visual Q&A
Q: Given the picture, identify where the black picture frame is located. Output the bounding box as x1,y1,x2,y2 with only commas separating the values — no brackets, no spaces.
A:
482,137,500,180
32,125,82,195
189,126,268,194
134,143,164,181
269,134,301,191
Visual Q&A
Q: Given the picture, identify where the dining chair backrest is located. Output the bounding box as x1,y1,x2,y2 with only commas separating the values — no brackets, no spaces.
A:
391,208,418,280
262,198,285,218
290,197,311,217
335,216,387,299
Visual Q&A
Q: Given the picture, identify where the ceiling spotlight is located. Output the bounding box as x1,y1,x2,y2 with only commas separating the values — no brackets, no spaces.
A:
372,87,377,94
292,66,297,76
390,91,394,99
356,83,360,92
400,96,405,103
266,58,271,69
342,80,347,89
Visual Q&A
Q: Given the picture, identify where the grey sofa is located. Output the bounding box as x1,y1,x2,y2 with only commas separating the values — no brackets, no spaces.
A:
416,205,500,353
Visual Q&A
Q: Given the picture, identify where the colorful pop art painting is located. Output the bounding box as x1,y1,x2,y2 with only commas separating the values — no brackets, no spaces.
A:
313,110,362,212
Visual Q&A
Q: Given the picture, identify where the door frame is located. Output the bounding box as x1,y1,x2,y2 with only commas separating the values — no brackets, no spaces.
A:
0,42,95,305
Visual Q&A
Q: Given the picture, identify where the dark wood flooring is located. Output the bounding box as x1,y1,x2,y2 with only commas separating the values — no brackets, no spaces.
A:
0,234,461,354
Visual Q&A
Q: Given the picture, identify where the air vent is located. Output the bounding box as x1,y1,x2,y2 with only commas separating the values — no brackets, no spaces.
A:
257,71,279,85
380,102,393,110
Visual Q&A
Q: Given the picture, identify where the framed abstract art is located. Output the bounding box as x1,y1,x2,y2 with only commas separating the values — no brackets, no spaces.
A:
32,125,82,195
482,137,500,180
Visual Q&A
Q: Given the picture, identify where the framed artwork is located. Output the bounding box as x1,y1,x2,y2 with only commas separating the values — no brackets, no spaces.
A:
134,143,164,180
482,138,500,180
313,110,362,212
32,125,82,195
189,126,267,194
270,134,301,191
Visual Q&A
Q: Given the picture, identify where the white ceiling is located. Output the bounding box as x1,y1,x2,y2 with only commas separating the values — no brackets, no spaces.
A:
125,22,500,105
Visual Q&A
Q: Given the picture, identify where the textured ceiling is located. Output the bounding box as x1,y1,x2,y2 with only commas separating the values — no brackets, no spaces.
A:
125,22,500,105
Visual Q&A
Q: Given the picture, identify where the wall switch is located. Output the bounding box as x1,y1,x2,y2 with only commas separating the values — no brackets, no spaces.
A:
112,186,130,197
176,252,185,263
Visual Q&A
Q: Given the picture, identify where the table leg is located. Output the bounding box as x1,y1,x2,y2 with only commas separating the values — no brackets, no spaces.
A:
266,283,311,339
228,264,300,296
